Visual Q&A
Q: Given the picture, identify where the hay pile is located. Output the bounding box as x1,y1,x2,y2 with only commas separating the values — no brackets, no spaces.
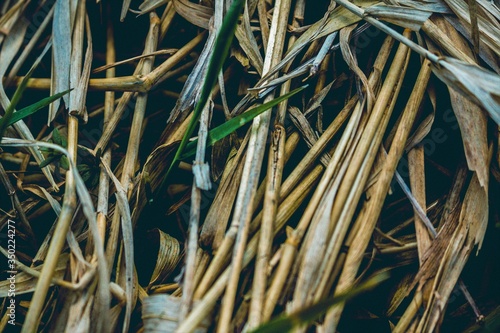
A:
0,0,499,332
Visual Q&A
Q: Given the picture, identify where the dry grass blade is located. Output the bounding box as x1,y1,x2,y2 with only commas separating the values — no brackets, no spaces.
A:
408,146,433,263
136,0,169,15
323,49,425,330
172,0,213,29
1,138,110,333
101,160,136,333
431,57,500,125
1,1,498,332
364,4,432,31
179,100,213,322
217,1,292,331
51,0,72,120
335,0,500,124
121,0,132,21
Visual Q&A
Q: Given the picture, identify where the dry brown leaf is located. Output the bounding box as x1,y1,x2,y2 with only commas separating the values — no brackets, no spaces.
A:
427,18,490,188
391,0,452,13
339,24,374,111
147,229,182,286
417,171,488,331
405,112,435,151
305,81,334,116
201,133,250,250
431,57,500,125
172,0,213,30
234,1,264,75
288,106,329,166
365,4,432,31
441,0,500,56
136,0,170,15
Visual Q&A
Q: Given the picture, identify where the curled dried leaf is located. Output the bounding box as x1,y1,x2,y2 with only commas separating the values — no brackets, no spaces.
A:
147,229,182,286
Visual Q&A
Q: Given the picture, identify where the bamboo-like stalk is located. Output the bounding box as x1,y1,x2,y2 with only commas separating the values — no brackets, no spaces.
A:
252,131,300,218
216,1,293,331
264,107,362,319
120,14,159,197
324,55,431,331
248,123,286,327
93,32,206,155
20,103,83,330
96,8,115,246
21,181,76,333
10,76,151,92
257,0,270,51
248,0,305,327
160,1,176,40
307,35,412,311
408,147,433,264
422,19,475,64
21,2,95,330
178,165,322,332
290,27,388,312
194,131,299,300
262,35,395,319
107,13,159,333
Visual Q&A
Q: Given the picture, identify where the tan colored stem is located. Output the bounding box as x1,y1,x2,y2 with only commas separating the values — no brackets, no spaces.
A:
217,1,292,331
248,0,305,326
408,147,432,264
325,54,431,331
179,164,322,333
96,8,115,252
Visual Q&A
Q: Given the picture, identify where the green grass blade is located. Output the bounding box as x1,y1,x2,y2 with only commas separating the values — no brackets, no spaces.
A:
180,85,307,160
38,154,60,169
249,272,389,333
5,89,72,127
0,76,31,139
162,0,245,187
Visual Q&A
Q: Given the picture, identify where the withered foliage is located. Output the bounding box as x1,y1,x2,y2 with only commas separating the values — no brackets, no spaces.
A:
0,0,499,332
